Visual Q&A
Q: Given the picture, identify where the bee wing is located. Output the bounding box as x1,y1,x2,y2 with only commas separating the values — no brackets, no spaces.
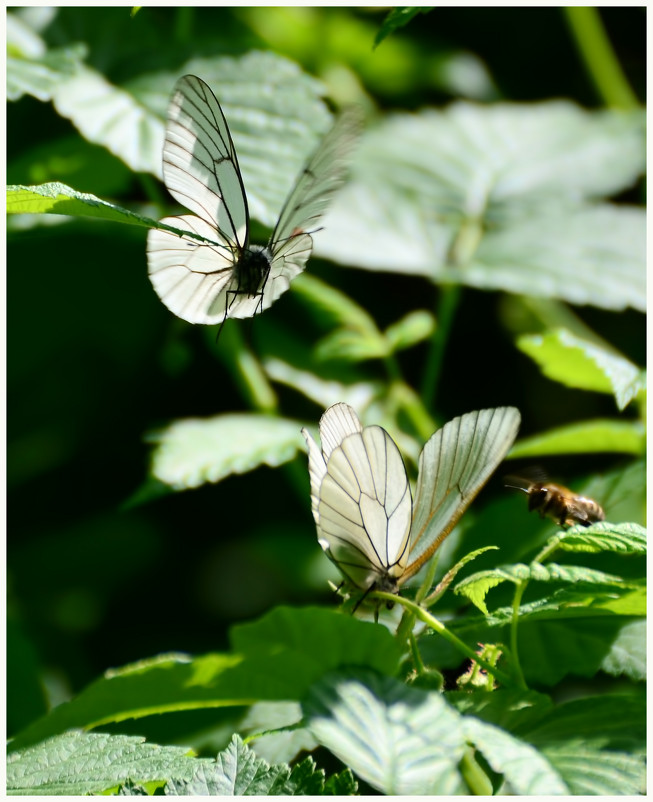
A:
403,407,521,582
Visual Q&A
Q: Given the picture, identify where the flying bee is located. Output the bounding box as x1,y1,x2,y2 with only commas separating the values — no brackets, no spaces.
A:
505,475,605,528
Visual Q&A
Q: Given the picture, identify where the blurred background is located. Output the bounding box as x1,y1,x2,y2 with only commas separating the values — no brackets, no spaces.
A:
7,7,645,739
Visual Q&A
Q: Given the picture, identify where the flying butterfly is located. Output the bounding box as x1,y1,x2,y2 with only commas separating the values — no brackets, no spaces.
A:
301,404,521,599
147,75,361,325
505,475,605,528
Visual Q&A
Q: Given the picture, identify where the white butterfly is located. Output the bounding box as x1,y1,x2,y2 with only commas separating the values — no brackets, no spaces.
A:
147,74,361,325
302,403,521,596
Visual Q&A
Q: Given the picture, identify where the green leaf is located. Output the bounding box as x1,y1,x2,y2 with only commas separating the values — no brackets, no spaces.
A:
6,732,202,796
238,702,316,765
511,618,644,685
542,747,645,795
303,670,467,794
523,692,645,753
263,358,383,417
147,413,304,490
447,687,554,732
517,328,646,409
13,51,332,226
9,607,403,753
324,767,358,795
7,182,160,228
456,560,639,615
554,521,647,555
452,572,505,615
290,273,379,334
228,606,403,679
314,329,389,362
600,619,646,680
456,689,645,794
374,7,433,47
7,11,84,102
461,717,568,794
508,418,646,457
518,693,645,794
319,104,645,311
163,734,329,795
384,309,436,353
425,545,499,606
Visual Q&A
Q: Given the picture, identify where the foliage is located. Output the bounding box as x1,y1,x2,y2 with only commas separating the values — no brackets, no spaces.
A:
7,6,645,796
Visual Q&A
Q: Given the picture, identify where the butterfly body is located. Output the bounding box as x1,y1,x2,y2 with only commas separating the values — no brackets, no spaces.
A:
148,75,360,325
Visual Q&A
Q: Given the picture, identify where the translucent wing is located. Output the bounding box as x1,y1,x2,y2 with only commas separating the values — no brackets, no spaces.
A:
402,407,521,582
148,75,360,325
147,75,264,324
302,403,412,591
318,401,363,457
267,107,362,266
161,74,248,248
147,214,243,324
245,108,361,322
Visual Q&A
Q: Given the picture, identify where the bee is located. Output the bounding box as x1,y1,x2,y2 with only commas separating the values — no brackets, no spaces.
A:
505,475,605,528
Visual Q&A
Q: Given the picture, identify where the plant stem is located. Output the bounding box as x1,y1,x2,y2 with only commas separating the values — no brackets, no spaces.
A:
564,7,639,109
375,591,514,687
460,747,494,796
211,323,278,413
391,381,437,444
408,630,426,675
420,284,461,411
509,581,528,690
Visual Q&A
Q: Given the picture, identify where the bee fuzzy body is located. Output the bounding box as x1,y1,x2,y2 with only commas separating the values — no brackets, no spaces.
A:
506,476,605,528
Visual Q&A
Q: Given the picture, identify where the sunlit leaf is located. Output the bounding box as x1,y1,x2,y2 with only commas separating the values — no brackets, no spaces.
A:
6,12,84,101
374,7,434,47
304,671,467,794
148,414,304,490
7,732,201,795
384,310,436,353
508,419,645,457
517,328,646,410
319,104,645,311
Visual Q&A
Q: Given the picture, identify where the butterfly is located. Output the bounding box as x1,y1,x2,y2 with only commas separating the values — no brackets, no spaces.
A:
302,403,521,597
147,74,361,326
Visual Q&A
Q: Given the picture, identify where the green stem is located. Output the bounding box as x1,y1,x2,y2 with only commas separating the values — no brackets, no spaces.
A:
174,6,194,44
390,381,437,446
460,747,494,796
420,284,461,411
374,591,514,687
396,554,440,645
210,323,277,413
408,630,426,675
509,581,528,690
564,7,639,109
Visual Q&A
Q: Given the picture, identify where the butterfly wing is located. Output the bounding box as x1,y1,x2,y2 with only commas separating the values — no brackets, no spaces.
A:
402,407,521,583
302,403,412,591
161,74,248,249
147,214,270,324
148,75,256,324
263,108,362,306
